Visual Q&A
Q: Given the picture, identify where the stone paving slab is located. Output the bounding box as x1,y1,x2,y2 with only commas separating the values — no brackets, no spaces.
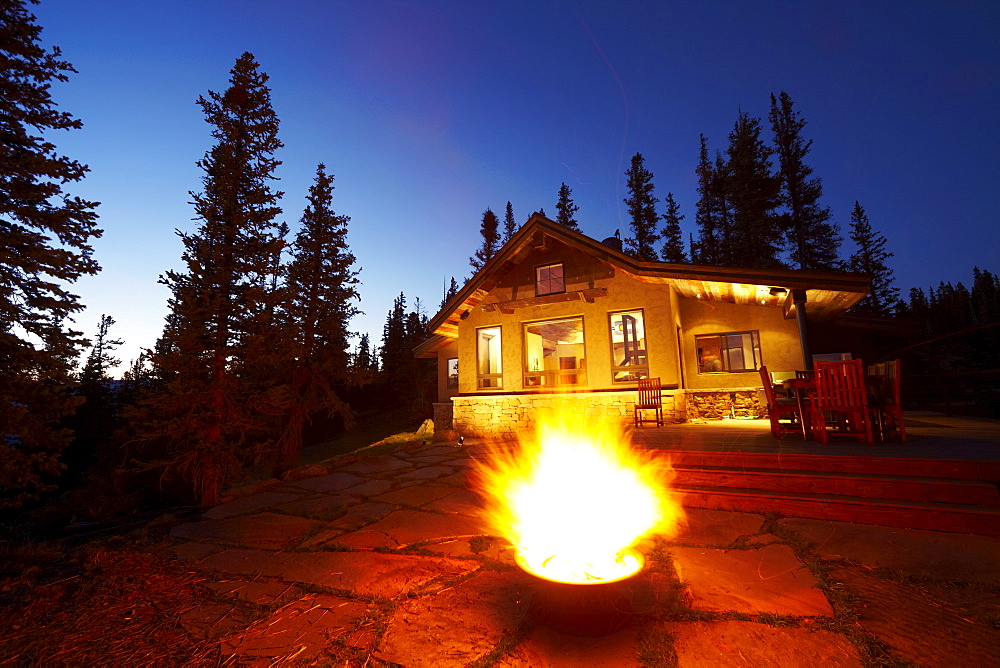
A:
287,471,367,492
179,602,255,640
221,593,371,663
376,570,530,668
204,580,304,606
666,620,862,667
372,484,457,507
333,508,488,549
498,626,641,667
274,493,359,521
325,501,398,530
169,541,224,562
671,544,832,616
832,567,1000,664
203,492,304,520
673,508,765,546
781,517,1000,585
171,512,327,550
339,478,396,497
424,488,483,516
196,548,479,598
338,455,413,474
396,465,456,480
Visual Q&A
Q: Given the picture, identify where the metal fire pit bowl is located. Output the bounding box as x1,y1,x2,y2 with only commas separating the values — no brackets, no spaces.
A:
515,548,645,637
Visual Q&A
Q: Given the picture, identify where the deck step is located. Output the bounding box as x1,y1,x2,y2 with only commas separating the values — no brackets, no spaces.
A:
654,450,1000,536
676,485,1000,537
673,466,1000,507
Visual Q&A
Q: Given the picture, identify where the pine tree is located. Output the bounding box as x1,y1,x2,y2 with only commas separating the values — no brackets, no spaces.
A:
133,53,284,506
723,111,784,268
768,92,841,270
380,293,408,389
847,202,899,315
274,163,360,474
68,315,123,482
1,0,102,508
660,192,687,262
502,201,518,244
440,276,459,310
693,135,726,265
555,182,580,231
469,208,501,273
79,315,123,386
623,153,660,261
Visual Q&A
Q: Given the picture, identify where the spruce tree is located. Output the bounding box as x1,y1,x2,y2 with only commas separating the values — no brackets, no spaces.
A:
440,276,459,309
134,53,284,506
768,92,841,270
379,293,409,395
660,192,687,262
502,201,518,244
847,202,899,315
274,163,360,474
68,315,123,481
723,111,784,268
623,153,660,261
555,182,580,231
1,0,102,508
693,135,726,265
469,208,501,273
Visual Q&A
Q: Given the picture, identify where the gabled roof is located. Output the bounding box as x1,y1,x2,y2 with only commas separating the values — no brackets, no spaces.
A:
415,214,870,357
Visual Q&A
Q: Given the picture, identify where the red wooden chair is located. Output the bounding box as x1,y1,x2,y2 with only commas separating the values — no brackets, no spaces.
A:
811,360,874,445
634,377,664,427
759,366,809,440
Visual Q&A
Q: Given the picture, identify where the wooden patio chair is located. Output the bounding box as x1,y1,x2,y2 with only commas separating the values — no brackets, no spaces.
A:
634,377,664,427
759,366,809,440
811,360,874,445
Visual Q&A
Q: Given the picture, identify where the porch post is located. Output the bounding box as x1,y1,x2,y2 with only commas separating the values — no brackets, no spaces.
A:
792,289,813,370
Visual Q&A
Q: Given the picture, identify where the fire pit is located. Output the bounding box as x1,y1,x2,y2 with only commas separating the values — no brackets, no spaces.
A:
472,407,684,636
515,547,645,636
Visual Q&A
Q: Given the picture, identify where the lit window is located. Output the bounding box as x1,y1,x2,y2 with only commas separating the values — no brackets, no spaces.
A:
610,310,648,382
446,357,458,389
476,327,502,389
535,263,565,296
696,331,760,373
523,317,585,387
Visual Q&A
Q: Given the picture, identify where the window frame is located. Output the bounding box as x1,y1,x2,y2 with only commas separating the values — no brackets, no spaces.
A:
609,309,650,383
476,326,503,390
446,357,459,389
534,262,565,297
522,315,587,388
695,330,761,374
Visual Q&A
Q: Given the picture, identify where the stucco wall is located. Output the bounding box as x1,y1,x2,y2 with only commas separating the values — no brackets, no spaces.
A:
678,298,804,390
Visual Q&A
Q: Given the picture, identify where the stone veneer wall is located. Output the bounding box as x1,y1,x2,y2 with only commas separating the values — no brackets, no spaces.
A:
450,391,681,438
686,389,765,420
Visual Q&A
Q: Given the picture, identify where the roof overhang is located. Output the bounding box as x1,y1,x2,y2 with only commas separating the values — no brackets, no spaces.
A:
416,215,871,353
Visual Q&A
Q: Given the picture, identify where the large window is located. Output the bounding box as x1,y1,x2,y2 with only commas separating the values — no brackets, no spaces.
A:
610,309,649,382
523,317,586,387
696,331,760,373
535,263,565,296
476,327,502,389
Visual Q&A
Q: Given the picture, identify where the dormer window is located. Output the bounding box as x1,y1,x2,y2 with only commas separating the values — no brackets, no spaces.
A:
535,263,564,296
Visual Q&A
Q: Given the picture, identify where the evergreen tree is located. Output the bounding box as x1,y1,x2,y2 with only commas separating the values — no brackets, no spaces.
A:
68,315,123,482
502,201,517,244
440,276,459,309
274,163,360,474
555,182,580,231
660,192,687,262
847,202,899,315
768,92,841,270
79,315,123,386
1,0,102,508
693,135,726,265
469,208,501,273
723,111,784,268
133,53,284,506
623,153,660,261
380,293,408,390
353,333,375,375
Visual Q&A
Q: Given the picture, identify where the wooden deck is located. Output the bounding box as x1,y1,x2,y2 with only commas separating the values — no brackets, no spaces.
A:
630,414,1000,536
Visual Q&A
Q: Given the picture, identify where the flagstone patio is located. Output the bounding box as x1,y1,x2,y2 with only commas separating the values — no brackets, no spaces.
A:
166,436,1000,666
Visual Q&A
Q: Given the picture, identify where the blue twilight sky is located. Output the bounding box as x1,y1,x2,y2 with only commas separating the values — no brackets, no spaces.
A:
30,0,1000,374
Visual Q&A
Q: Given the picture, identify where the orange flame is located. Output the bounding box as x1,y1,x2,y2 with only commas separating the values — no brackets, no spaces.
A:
472,408,684,583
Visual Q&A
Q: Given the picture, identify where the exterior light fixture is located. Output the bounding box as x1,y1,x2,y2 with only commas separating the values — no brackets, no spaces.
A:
769,287,787,297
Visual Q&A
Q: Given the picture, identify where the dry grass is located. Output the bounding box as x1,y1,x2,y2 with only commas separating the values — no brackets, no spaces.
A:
0,539,222,665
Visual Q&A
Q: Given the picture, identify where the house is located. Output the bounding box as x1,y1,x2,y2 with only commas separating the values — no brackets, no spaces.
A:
415,214,870,437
